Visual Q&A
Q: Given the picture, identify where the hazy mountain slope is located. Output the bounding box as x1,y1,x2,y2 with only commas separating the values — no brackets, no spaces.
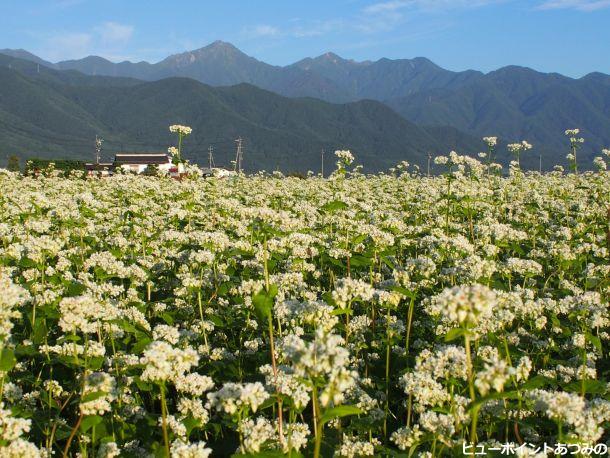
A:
5,44,610,164
56,55,157,81
0,48,55,68
387,66,610,166
292,53,483,100
5,42,481,102
49,41,351,102
0,53,141,87
0,60,484,172
0,66,109,157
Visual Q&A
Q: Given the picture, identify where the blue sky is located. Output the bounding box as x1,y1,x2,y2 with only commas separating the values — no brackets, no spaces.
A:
1,0,609,77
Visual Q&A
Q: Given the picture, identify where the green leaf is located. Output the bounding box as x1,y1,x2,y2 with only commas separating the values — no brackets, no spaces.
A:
352,234,367,245
0,347,17,372
160,312,174,325
520,375,555,390
268,284,278,299
18,257,37,268
252,288,275,322
32,321,48,345
331,308,353,316
585,332,603,354
182,416,201,436
80,415,103,433
392,286,416,299
117,319,137,333
321,200,348,212
80,390,108,403
444,328,466,342
54,425,73,441
131,337,152,355
66,281,86,296
550,314,561,328
89,356,104,371
322,291,335,306
350,255,372,267
209,314,224,327
135,379,153,392
327,257,346,268
232,452,298,458
468,390,520,412
563,379,607,394
380,256,396,270
320,405,362,425
154,445,167,458
15,344,37,357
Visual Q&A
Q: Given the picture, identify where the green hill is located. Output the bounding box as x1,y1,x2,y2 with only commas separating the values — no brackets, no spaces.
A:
5,43,610,169
386,67,610,168
0,57,483,172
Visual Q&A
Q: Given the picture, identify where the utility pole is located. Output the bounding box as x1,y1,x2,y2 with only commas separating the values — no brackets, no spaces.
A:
539,154,542,173
427,152,432,177
234,137,243,173
321,149,325,177
208,145,215,170
95,135,103,164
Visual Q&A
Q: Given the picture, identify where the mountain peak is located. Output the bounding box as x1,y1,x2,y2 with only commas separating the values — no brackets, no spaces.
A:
321,52,344,63
0,48,54,66
160,41,248,67
79,55,113,63
208,40,237,49
196,40,242,55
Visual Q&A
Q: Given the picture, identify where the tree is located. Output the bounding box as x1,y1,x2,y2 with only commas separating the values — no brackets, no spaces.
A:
143,164,159,177
24,158,85,176
7,155,20,173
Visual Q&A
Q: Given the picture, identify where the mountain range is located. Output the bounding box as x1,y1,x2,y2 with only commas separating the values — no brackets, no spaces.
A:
0,53,483,172
2,41,610,170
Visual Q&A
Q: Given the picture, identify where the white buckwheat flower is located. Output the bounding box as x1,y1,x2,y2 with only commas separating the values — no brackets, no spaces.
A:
206,382,269,415
140,341,199,383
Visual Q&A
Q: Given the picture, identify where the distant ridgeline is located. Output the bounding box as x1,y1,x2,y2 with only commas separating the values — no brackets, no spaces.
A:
1,45,610,172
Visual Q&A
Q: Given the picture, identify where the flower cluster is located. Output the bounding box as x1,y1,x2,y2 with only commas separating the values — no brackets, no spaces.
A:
169,125,193,136
0,143,608,456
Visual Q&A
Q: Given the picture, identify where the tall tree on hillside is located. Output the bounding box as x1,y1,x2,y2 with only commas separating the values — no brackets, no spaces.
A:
7,155,20,173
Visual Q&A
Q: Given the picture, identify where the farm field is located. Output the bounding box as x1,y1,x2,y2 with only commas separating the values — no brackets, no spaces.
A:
0,153,609,457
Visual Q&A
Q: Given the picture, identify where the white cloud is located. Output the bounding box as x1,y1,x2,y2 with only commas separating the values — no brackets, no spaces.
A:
246,25,281,38
242,19,345,39
357,0,504,34
537,0,610,10
35,21,135,62
292,19,345,38
95,21,134,45
364,0,502,14
364,0,411,13
354,12,405,33
241,0,508,44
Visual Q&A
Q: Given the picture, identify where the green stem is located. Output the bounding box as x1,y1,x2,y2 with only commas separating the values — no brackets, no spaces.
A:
160,384,170,457
405,295,415,355
178,133,183,162
384,306,391,440
312,385,323,458
464,334,478,447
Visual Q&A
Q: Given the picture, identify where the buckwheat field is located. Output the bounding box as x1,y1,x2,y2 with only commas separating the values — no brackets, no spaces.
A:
1,149,609,457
